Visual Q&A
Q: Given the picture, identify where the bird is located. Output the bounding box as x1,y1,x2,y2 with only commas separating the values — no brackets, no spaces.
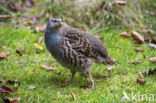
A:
44,17,116,88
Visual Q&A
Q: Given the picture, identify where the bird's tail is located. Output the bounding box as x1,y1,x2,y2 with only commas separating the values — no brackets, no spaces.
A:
105,57,116,65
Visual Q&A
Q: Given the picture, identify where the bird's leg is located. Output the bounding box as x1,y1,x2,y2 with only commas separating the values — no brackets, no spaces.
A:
68,71,76,85
88,72,94,88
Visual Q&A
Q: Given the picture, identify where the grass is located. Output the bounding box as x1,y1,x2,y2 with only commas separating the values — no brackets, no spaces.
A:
0,26,156,103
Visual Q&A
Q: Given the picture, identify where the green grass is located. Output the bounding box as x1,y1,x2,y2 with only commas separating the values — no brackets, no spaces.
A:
0,26,156,103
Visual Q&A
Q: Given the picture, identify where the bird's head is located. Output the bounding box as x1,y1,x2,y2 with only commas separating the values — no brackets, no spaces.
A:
46,17,63,32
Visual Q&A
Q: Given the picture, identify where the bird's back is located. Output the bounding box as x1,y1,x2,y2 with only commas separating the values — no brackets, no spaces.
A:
60,26,109,59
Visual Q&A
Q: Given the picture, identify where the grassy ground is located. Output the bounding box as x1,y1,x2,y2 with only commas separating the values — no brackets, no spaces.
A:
0,26,156,103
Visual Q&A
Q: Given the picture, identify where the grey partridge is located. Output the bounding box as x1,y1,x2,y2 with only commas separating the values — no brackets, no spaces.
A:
45,18,115,88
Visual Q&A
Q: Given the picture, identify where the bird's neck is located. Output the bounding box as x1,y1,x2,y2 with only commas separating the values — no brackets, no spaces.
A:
45,30,61,45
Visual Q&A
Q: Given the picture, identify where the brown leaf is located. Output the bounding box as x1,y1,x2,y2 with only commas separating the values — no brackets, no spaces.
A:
148,43,156,48
148,68,156,75
29,15,40,24
137,78,146,85
3,97,21,103
61,82,68,87
37,36,44,43
5,51,10,56
0,80,6,84
16,50,22,56
130,61,143,65
80,85,91,91
135,47,142,52
141,29,154,34
118,32,130,38
149,57,156,62
144,37,151,42
52,79,59,85
131,31,144,44
0,85,13,95
71,92,77,101
0,15,11,19
35,24,46,32
13,81,19,89
41,65,56,71
0,46,6,49
26,0,36,7
138,72,144,78
7,2,26,11
0,52,6,59
6,80,20,89
151,38,156,44
114,0,127,6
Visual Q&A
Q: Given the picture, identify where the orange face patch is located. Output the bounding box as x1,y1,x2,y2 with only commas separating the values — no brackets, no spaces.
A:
53,22,61,30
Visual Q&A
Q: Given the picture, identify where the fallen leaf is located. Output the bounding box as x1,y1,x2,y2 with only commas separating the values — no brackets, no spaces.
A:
34,43,44,50
118,32,130,38
41,65,56,71
148,68,156,75
107,65,115,70
29,85,36,89
0,15,11,19
3,97,21,103
114,0,127,6
71,92,77,101
137,78,146,85
144,37,151,42
141,29,154,34
52,79,58,85
0,85,13,95
52,79,59,85
80,85,91,91
26,0,36,7
7,2,26,11
131,31,144,44
37,36,44,43
107,65,115,76
0,52,6,59
148,43,156,48
130,61,143,65
151,38,156,44
29,15,40,24
5,51,10,56
35,24,46,32
61,82,68,87
149,57,156,62
16,50,22,56
135,47,142,52
138,72,144,78
0,80,6,84
0,46,6,49
13,81,19,89
6,80,20,89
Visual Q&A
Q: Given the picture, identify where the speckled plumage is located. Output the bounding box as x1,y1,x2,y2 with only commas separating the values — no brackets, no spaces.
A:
45,18,115,88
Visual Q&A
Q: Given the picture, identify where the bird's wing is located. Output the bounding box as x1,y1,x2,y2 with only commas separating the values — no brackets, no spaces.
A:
60,26,93,57
58,38,93,69
60,26,115,64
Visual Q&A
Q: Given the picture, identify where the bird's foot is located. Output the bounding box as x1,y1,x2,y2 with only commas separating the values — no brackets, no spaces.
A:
88,72,94,88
